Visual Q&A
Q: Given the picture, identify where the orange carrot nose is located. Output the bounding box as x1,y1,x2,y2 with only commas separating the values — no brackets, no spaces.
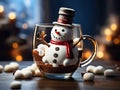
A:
55,31,60,35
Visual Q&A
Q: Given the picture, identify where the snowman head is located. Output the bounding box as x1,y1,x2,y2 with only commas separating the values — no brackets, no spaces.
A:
51,25,73,41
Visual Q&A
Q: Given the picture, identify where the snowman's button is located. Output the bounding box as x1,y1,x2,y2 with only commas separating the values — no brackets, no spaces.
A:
55,47,60,51
53,59,57,63
53,53,58,58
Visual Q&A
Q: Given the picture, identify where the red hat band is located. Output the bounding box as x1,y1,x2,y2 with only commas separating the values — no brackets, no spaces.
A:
57,18,72,24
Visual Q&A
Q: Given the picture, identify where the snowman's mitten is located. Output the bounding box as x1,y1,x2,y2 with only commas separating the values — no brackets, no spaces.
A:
63,58,70,66
42,56,48,63
38,50,45,56
37,44,48,56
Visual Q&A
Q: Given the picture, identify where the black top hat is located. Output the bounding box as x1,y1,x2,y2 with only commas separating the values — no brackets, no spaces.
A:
53,7,75,27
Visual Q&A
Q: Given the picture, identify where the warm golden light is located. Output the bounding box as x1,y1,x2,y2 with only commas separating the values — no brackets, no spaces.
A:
110,24,117,31
8,12,16,20
85,51,91,58
105,35,112,42
0,5,4,13
22,23,28,29
99,44,105,51
12,42,19,49
16,55,23,62
104,28,112,36
97,51,104,58
113,38,120,45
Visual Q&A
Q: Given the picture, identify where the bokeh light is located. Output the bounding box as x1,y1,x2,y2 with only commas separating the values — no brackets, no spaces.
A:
104,28,112,36
84,51,91,59
12,42,19,49
105,35,112,42
8,12,16,20
97,51,104,59
0,5,4,13
22,23,28,30
110,23,117,31
113,38,120,45
16,55,23,62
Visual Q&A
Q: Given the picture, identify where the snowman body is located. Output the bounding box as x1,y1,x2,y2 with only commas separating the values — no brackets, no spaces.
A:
42,25,79,66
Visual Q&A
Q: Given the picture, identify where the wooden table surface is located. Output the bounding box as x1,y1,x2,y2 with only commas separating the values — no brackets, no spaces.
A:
0,60,120,90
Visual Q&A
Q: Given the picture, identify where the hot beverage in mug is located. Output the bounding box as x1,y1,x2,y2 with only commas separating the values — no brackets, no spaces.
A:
32,7,97,79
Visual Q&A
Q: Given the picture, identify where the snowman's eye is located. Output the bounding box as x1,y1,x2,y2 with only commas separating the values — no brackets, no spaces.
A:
55,29,57,32
62,29,65,32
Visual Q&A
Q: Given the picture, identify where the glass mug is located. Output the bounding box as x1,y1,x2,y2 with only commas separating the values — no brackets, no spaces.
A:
32,23,97,79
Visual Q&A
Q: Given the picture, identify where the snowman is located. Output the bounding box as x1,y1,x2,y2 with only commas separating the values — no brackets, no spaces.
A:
36,7,79,67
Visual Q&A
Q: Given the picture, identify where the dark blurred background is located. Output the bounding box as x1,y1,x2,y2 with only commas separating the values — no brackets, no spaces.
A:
0,0,119,61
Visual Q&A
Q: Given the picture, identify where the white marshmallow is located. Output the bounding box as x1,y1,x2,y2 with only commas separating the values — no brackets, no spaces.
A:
26,66,35,75
4,62,19,72
4,64,15,72
14,70,24,79
86,65,96,73
21,68,27,72
9,62,19,70
83,73,94,81
93,65,105,74
0,65,3,73
22,69,33,79
34,69,43,77
31,63,38,70
104,69,114,77
10,81,21,89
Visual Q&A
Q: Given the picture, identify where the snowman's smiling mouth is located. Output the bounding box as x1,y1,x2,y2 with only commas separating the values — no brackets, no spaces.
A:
52,33,65,40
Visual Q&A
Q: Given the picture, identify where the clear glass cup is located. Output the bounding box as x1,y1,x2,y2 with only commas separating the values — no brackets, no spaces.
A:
32,23,97,79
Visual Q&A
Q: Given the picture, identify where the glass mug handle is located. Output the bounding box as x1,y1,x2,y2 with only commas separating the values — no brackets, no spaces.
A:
80,35,97,67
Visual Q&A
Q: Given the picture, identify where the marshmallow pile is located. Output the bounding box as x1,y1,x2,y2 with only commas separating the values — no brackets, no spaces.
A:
83,65,115,81
10,63,43,89
1,62,43,79
0,62,20,73
4,62,19,72
86,65,105,74
0,62,19,73
0,61,43,89
14,63,43,80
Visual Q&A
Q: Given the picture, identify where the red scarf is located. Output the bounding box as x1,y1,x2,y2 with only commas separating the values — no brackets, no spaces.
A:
50,40,74,58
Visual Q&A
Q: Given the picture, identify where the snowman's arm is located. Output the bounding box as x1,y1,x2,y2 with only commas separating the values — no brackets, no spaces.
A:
37,38,50,47
37,31,50,47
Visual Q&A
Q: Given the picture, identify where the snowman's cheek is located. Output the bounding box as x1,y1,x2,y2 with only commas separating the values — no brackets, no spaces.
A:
61,32,66,36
